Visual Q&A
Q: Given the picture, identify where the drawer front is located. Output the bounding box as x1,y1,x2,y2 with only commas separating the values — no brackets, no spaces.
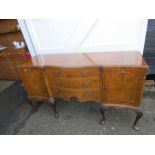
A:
6,50,26,58
45,67,99,78
52,88,100,102
49,78,100,89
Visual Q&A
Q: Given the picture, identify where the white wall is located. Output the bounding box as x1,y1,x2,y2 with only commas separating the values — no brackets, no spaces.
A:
18,19,148,57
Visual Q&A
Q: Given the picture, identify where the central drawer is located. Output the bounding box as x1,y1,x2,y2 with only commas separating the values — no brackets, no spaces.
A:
44,67,99,78
48,77,100,89
44,67,101,102
52,88,100,102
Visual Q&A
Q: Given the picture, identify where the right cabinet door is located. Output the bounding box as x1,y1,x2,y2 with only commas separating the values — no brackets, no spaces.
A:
103,67,146,108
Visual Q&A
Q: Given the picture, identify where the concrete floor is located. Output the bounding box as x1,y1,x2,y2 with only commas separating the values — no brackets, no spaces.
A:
0,80,15,92
0,80,155,135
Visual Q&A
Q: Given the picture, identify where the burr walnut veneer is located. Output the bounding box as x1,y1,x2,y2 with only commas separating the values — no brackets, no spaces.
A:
17,51,148,130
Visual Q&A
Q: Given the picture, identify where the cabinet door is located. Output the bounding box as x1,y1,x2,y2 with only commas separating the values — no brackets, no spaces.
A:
0,61,15,80
10,59,27,80
17,67,49,100
103,67,146,108
0,60,27,80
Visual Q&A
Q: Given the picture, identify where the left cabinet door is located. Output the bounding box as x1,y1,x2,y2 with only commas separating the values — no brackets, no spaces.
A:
17,67,49,100
0,61,15,80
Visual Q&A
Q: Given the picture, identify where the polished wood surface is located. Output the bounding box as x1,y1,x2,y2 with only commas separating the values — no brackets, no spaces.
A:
19,51,148,69
20,53,93,67
18,51,148,106
0,51,6,60
103,67,146,108
0,61,15,79
0,48,27,80
44,67,99,78
17,67,49,100
17,51,148,129
85,51,148,68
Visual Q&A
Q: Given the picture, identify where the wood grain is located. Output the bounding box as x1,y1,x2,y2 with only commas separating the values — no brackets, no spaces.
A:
0,19,28,80
17,51,148,109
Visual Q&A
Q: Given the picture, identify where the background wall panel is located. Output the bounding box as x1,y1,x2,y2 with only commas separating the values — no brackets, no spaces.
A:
19,19,148,56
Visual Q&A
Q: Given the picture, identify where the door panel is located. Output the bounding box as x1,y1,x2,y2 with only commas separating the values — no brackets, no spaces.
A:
17,67,49,99
103,67,146,107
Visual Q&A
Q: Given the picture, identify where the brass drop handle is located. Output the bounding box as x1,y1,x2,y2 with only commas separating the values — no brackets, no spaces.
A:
103,85,108,90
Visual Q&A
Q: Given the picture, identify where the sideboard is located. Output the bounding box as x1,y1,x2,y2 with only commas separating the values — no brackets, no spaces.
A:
17,51,148,130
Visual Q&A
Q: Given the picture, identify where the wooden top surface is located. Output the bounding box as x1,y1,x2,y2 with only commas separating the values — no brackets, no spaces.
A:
19,51,148,69
19,53,92,68
85,51,148,68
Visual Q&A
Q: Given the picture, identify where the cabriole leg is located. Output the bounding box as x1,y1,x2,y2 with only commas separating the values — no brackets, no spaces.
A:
133,109,143,131
27,99,42,113
27,99,37,112
49,97,59,118
99,104,106,125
